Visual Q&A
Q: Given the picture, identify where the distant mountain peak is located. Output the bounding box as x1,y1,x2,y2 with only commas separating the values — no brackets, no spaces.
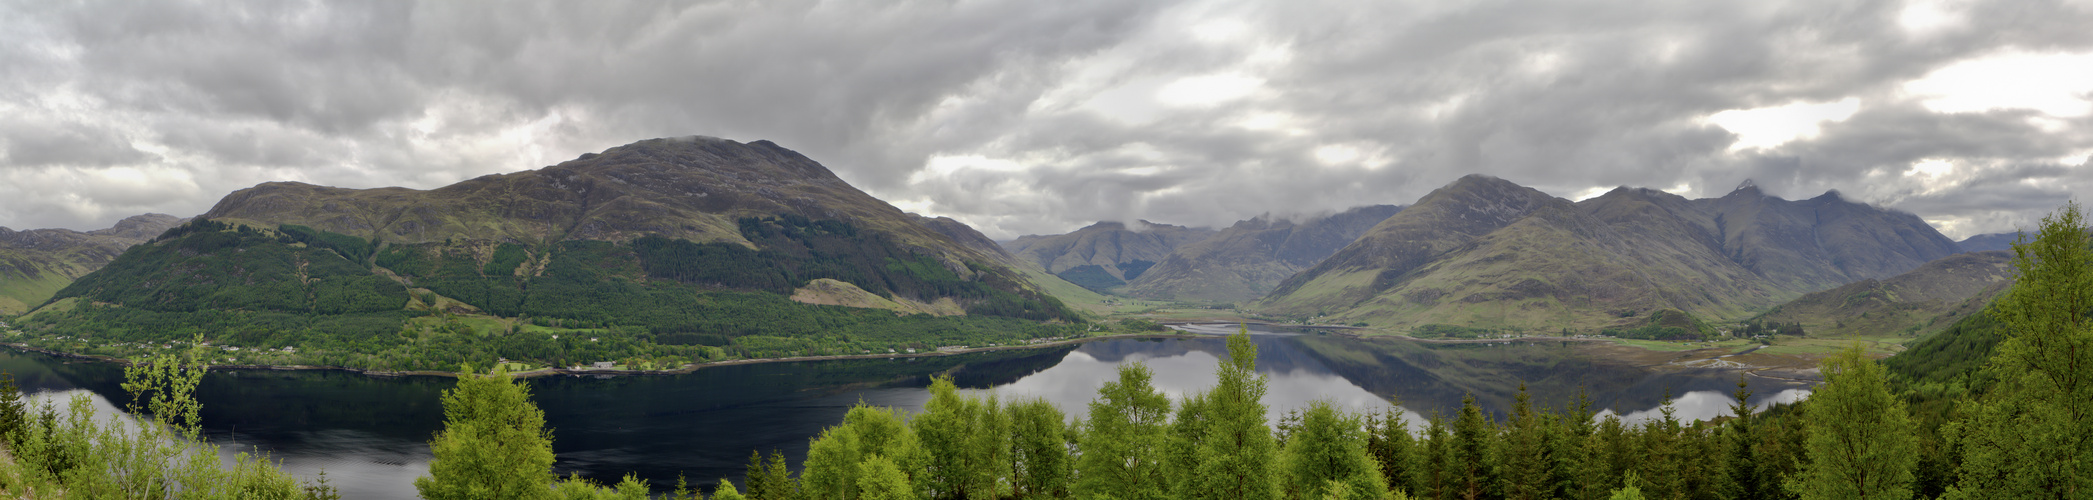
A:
1728,179,1761,196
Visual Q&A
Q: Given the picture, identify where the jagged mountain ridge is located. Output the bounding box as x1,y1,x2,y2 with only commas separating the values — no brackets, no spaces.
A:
1124,205,1402,302
0,214,185,314
1254,175,1962,331
1000,220,1215,291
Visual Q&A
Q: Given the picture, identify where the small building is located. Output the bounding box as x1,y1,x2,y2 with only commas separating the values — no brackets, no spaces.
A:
591,361,615,370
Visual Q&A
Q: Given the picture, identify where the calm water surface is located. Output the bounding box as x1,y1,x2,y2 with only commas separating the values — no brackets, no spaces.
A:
0,328,1812,498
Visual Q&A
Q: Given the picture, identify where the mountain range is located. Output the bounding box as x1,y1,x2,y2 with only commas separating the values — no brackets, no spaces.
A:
0,214,184,314
0,136,2035,367
1251,176,1964,332
1123,205,1403,302
1001,221,1214,292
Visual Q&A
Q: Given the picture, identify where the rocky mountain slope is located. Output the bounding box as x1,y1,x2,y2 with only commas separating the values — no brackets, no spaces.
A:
25,137,1080,370
1754,250,2013,338
1254,176,1962,332
1000,221,1214,292
0,214,184,314
1123,205,1402,302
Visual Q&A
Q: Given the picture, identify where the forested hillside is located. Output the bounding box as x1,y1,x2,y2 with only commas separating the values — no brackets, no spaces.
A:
0,214,183,314
7,138,1089,372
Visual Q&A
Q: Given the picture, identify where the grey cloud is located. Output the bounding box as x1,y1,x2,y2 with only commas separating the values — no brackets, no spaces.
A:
0,0,2089,242
0,119,152,167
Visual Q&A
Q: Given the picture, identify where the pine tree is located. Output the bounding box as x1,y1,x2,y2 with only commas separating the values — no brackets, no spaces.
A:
1072,361,1172,500
1949,201,2093,499
1187,328,1281,500
1366,395,1421,497
415,364,557,500
1449,395,1493,500
1422,413,1454,500
1792,344,1917,500
1722,377,1764,500
1636,393,1684,500
1500,384,1549,500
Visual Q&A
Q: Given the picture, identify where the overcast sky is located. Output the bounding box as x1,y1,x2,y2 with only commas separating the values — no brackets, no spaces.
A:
3,0,2090,240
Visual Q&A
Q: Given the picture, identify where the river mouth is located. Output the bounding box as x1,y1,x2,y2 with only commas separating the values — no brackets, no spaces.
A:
0,330,1812,496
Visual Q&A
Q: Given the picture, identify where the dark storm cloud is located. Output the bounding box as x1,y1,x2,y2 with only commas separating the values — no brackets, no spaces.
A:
0,0,2088,239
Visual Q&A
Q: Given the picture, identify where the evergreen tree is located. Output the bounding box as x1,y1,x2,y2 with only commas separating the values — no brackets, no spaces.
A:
1072,361,1172,500
415,364,557,500
1448,395,1493,500
1792,344,1917,500
1366,395,1421,497
1722,377,1765,500
1187,328,1281,500
1949,201,2093,499
1635,393,1684,500
1422,413,1454,500
1280,399,1392,500
746,449,800,500
1500,384,1549,500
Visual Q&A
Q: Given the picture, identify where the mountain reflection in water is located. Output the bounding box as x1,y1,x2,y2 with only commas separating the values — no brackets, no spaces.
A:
0,330,1810,495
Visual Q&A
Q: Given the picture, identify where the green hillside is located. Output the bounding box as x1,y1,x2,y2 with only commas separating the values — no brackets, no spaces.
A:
10,138,1087,371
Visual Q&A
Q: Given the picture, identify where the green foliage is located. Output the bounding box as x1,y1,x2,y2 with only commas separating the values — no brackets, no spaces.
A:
278,224,375,264
1279,400,1390,500
1793,344,1917,500
745,449,799,500
1187,328,1281,500
53,219,408,315
1008,397,1072,498
1948,201,2093,499
0,344,327,498
416,364,557,500
1073,362,1172,500
483,243,530,276
857,455,918,500
1410,323,1497,338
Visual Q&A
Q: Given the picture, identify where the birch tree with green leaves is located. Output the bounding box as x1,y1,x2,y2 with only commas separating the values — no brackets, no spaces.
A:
1791,344,1916,500
1949,200,2093,499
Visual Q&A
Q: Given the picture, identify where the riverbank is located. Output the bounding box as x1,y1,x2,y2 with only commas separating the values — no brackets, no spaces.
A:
1,331,1212,380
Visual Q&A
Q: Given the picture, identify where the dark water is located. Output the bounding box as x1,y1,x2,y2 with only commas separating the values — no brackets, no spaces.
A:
0,329,1811,498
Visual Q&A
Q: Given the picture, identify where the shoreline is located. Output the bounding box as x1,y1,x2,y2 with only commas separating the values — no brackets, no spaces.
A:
2,332,1212,380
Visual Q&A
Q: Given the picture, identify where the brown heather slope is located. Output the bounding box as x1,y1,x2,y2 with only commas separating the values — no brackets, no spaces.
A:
0,214,185,314
1253,176,1962,332
1124,205,1401,302
202,136,1027,281
1755,250,2013,338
